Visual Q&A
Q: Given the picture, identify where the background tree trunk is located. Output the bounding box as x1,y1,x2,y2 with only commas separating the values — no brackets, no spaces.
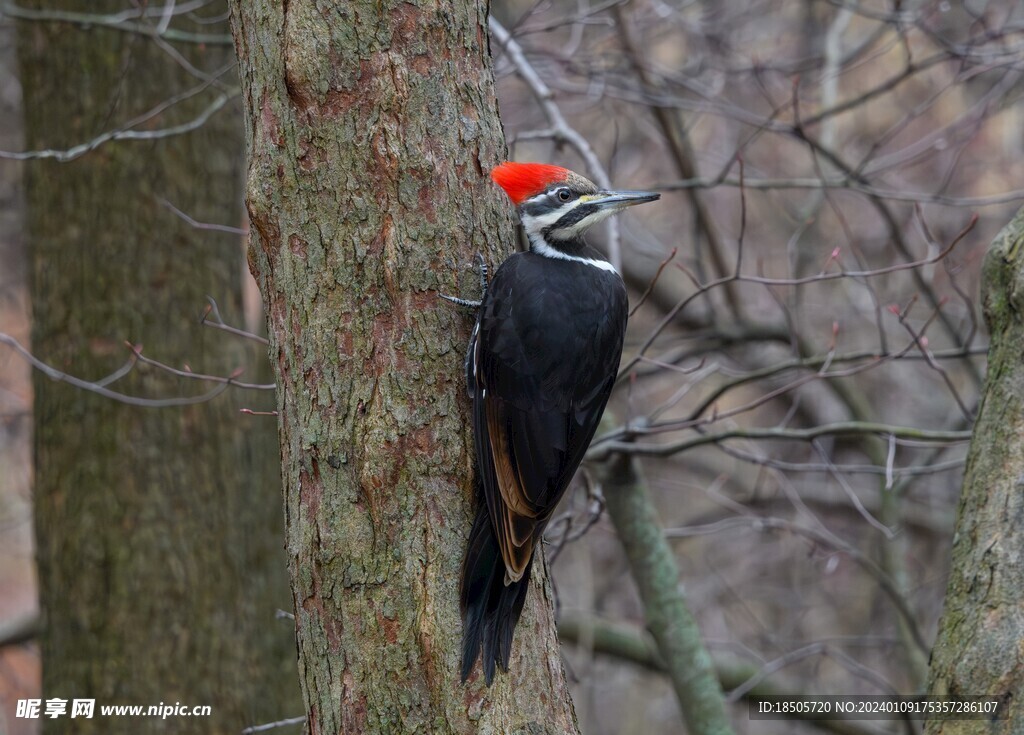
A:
19,3,300,732
925,207,1024,734
228,1,581,732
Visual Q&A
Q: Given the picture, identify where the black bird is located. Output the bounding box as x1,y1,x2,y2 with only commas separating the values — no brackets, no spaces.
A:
458,162,659,684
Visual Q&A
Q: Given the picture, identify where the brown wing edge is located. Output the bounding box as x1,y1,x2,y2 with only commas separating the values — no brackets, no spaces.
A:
484,398,537,584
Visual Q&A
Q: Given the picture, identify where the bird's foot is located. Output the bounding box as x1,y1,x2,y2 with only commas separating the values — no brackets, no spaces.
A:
438,253,488,310
474,253,489,293
438,294,482,308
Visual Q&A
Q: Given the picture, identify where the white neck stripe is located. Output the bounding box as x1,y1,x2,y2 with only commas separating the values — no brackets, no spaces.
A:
528,235,618,273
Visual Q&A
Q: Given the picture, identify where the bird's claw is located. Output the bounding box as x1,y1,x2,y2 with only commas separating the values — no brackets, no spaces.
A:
438,293,482,308
475,253,489,293
438,253,489,310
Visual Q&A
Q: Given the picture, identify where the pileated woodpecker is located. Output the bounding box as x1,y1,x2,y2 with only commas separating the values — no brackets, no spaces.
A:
458,162,659,684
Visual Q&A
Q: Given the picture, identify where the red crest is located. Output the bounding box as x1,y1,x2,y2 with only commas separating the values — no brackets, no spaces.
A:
491,162,570,205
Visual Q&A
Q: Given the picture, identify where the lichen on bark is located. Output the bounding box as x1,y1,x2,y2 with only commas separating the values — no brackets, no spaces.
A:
925,207,1024,734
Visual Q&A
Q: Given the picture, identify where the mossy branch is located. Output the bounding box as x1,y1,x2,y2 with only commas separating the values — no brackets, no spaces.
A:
597,452,734,735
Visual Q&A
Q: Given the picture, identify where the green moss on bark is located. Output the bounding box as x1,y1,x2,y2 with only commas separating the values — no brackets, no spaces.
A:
925,208,1024,734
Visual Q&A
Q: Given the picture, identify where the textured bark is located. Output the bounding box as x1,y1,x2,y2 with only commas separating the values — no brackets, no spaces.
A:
19,3,299,732
924,207,1024,734
227,2,580,733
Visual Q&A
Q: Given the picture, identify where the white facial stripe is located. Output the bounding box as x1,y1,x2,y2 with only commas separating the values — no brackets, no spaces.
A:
528,235,618,273
548,207,616,241
522,191,551,207
522,208,564,234
520,197,590,236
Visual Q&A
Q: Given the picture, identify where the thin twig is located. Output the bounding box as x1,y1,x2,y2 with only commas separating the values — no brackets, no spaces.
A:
159,198,248,236
629,247,677,317
589,422,971,461
0,0,232,44
240,715,306,734
0,333,230,407
202,297,270,345
0,91,236,162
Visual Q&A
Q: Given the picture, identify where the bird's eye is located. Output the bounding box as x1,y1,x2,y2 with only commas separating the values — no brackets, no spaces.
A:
556,188,572,202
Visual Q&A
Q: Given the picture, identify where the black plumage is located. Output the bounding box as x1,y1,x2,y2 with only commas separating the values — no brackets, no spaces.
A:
459,251,628,683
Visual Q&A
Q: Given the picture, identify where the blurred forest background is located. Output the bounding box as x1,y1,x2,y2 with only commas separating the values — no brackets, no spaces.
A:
1,0,1023,733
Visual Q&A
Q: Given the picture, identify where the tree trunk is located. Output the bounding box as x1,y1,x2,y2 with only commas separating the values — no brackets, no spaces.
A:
227,2,581,732
19,3,300,732
924,207,1024,733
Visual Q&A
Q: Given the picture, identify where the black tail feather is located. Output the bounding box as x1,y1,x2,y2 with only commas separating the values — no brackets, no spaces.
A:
460,504,533,685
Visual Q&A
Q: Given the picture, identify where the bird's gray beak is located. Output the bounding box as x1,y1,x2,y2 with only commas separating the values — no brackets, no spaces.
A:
591,190,661,210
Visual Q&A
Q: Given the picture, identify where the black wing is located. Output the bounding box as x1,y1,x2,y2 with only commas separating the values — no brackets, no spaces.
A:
470,252,627,581
459,252,627,682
